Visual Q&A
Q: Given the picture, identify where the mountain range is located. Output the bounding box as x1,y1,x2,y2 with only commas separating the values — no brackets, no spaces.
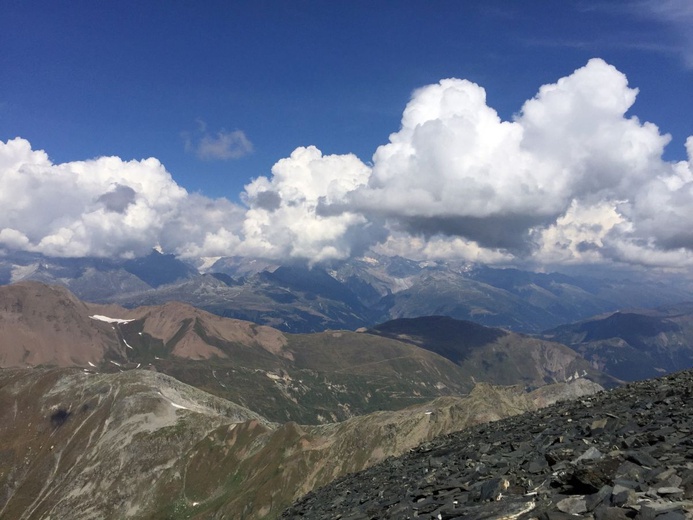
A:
0,281,609,519
0,281,617,423
3,248,693,518
3,249,693,334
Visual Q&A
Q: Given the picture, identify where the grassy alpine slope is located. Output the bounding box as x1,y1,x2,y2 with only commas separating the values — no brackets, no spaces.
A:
0,367,600,520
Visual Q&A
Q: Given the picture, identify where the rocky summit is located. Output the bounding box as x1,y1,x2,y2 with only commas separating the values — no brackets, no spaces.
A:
282,370,693,519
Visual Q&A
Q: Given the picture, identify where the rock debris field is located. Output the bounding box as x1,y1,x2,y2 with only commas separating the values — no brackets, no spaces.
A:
283,370,693,519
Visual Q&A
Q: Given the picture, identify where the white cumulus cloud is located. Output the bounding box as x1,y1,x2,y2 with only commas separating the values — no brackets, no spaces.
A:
340,59,674,258
239,146,382,262
2,59,692,270
0,137,245,258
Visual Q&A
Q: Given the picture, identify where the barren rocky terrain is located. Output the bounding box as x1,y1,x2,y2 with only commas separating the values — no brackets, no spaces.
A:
283,369,693,519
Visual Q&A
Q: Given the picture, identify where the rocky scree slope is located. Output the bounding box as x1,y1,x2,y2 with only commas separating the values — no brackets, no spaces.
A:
282,369,693,520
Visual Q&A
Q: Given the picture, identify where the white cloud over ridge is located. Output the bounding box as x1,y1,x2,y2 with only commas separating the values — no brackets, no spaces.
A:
1,59,692,270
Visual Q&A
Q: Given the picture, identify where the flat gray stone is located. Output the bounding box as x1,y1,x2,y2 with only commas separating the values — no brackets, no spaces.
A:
556,495,588,515
656,486,684,495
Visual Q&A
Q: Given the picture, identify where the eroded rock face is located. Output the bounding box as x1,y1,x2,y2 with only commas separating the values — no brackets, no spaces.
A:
282,370,693,519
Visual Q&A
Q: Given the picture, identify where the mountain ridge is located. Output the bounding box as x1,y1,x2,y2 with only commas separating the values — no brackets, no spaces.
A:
0,366,602,519
0,281,623,424
4,250,693,334
370,315,621,389
2,280,691,518
544,306,693,381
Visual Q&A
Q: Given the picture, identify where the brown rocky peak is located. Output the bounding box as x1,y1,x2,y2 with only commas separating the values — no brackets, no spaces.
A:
109,298,290,360
0,282,120,367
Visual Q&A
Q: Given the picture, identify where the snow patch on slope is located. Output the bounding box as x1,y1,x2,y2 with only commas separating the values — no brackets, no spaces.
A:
90,315,134,325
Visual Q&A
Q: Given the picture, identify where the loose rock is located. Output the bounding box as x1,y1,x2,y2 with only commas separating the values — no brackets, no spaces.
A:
282,370,693,519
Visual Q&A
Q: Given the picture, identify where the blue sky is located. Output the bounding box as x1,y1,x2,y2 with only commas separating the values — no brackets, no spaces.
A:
1,1,693,270
2,0,691,199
